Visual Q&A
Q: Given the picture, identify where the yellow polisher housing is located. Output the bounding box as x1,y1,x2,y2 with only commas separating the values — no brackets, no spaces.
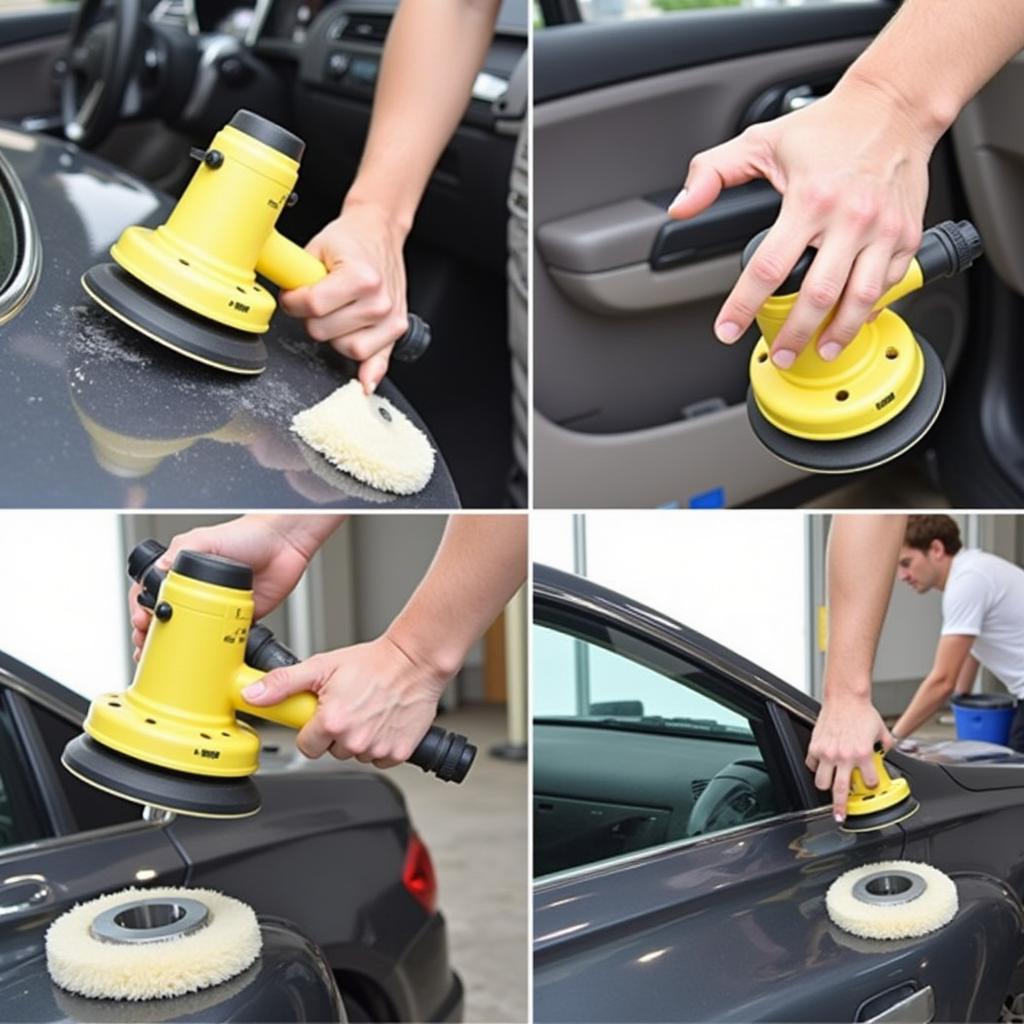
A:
749,260,926,442
110,123,326,335
843,749,919,831
83,567,314,778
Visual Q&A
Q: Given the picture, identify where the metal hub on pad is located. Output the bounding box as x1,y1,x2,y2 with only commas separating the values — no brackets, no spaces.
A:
90,897,210,944
851,869,926,907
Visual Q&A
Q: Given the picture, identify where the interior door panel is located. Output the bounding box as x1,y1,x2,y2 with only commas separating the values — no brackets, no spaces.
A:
0,8,73,124
533,7,971,508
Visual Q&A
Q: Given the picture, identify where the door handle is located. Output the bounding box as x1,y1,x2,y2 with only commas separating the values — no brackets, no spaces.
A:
0,874,53,917
863,985,935,1023
780,85,822,114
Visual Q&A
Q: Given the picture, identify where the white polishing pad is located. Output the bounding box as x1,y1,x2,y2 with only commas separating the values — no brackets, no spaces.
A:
291,380,435,495
825,860,958,939
46,887,261,1001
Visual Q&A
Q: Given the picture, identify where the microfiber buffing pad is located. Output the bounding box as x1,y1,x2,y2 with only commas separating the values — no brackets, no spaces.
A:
291,380,435,495
826,860,958,939
46,887,261,1001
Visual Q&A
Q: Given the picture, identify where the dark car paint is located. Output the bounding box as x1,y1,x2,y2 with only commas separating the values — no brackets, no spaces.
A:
533,566,1024,1023
0,919,348,1023
0,651,463,1023
0,131,458,509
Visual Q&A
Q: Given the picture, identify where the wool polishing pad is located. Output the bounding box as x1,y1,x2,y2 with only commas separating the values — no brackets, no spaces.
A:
46,887,261,1001
825,860,958,940
291,379,435,495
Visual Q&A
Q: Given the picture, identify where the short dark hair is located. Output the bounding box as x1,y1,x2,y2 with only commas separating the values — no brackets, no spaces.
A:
904,515,962,556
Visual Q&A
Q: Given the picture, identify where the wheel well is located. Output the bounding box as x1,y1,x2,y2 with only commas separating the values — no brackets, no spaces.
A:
333,970,399,1023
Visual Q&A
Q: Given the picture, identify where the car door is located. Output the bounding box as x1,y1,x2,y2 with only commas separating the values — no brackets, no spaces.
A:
532,569,1022,1022
532,1,979,509
0,660,186,978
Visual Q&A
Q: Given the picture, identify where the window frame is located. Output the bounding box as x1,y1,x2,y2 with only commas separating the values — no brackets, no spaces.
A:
0,152,41,328
533,568,827,884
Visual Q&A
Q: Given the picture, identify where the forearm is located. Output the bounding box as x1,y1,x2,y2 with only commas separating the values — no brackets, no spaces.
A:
387,514,528,681
343,0,500,232
841,0,1024,146
824,515,905,701
954,654,979,696
893,671,956,738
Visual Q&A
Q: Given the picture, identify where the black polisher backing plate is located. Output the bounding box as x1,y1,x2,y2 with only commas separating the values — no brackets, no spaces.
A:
747,335,945,474
82,263,267,375
62,734,261,819
839,796,920,834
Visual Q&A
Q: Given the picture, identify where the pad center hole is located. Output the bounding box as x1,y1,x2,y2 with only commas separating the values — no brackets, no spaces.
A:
114,902,186,931
865,875,912,898
836,390,849,402
378,406,392,423
885,347,898,360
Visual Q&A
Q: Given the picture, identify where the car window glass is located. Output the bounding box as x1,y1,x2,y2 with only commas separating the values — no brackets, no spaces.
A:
534,622,795,878
29,701,140,833
0,700,48,849
574,0,856,23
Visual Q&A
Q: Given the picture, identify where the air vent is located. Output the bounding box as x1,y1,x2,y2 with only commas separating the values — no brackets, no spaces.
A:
691,779,709,801
340,13,391,43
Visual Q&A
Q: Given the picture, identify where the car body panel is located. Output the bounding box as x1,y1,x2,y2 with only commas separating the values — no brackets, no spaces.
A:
533,566,1024,1022
0,651,462,1023
0,918,348,1023
0,129,458,509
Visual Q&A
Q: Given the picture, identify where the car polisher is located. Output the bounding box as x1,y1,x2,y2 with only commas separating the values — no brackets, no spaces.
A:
746,220,983,473
62,540,477,819
81,109,431,375
46,887,261,1001
841,745,919,833
826,861,958,939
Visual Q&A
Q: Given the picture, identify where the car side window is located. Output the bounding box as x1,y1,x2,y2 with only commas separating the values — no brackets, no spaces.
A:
0,700,48,849
571,0,855,23
534,622,798,878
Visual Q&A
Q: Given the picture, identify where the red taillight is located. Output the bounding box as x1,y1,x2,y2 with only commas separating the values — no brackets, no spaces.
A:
402,830,437,914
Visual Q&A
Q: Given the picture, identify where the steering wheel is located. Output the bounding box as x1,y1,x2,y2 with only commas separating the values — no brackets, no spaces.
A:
61,0,146,148
686,760,775,838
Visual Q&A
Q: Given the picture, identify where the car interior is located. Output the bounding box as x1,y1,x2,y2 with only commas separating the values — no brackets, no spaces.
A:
533,621,807,879
533,1,1024,509
0,0,528,507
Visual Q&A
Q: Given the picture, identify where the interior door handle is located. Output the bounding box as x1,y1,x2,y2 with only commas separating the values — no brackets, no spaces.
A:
863,985,935,1023
0,875,53,917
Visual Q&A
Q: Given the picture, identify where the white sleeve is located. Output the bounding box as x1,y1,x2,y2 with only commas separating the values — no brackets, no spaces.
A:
941,571,988,637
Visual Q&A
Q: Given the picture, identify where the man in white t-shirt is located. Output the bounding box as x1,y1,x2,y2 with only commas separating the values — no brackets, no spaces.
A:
891,515,1024,749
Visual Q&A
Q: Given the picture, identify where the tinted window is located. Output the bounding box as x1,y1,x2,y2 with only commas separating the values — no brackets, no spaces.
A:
0,699,47,848
30,702,140,832
534,622,797,877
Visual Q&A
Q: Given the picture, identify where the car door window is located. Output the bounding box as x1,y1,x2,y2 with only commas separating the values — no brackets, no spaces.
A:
573,0,860,23
534,622,798,878
0,700,47,848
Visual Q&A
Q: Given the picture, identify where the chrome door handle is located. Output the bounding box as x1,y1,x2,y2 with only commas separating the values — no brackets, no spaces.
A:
865,985,935,1023
781,85,821,114
0,875,53,917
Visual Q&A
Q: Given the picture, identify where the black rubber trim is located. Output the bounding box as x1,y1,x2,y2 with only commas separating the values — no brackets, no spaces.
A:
229,109,305,162
0,4,75,45
650,181,780,271
534,4,892,104
173,550,253,591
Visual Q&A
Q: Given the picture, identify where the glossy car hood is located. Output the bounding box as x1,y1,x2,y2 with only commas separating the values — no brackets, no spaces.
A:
0,125,457,508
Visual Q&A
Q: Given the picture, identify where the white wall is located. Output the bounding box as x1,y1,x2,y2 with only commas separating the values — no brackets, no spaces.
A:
533,511,810,691
0,512,128,696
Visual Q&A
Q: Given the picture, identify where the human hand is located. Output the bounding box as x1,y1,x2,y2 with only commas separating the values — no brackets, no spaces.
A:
805,690,893,823
129,516,329,659
668,76,937,368
240,634,449,766
279,203,409,395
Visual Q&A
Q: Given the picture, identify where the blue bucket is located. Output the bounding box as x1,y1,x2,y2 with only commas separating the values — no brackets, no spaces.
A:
951,693,1016,745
